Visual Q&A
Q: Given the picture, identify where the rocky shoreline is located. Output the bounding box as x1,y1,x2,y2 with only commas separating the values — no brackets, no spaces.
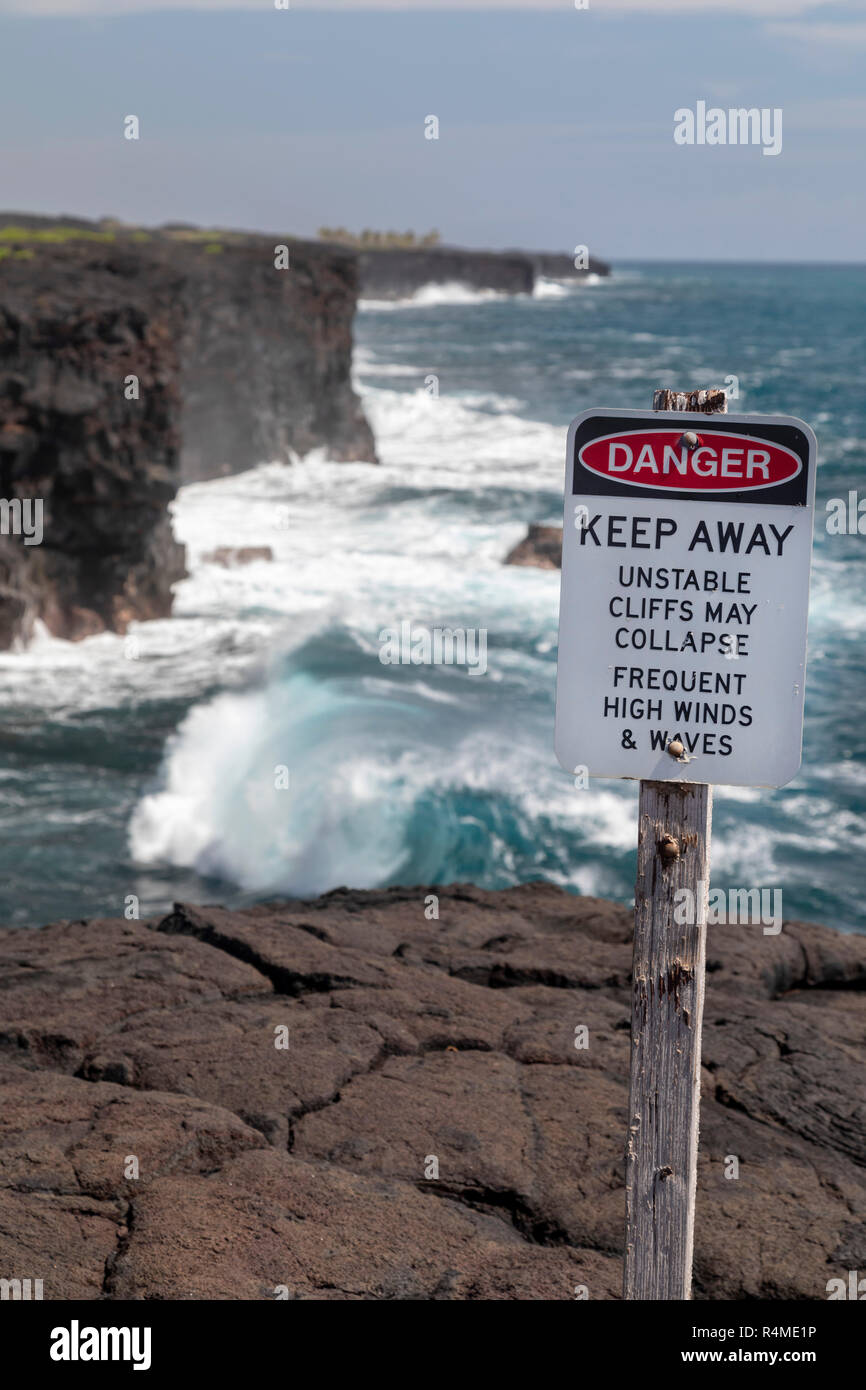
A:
357,245,610,300
1,883,863,1300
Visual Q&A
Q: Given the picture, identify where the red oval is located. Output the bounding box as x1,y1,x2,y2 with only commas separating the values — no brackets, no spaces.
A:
578,430,802,492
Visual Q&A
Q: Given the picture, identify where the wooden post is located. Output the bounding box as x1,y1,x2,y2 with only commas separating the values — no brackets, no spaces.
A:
622,385,727,1300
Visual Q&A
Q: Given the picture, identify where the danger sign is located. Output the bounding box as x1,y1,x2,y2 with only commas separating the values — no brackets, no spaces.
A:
554,409,817,787
578,428,802,492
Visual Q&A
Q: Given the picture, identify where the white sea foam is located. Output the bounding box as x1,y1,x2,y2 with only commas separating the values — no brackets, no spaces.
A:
533,277,571,299
351,347,422,377
532,274,602,297
360,281,515,310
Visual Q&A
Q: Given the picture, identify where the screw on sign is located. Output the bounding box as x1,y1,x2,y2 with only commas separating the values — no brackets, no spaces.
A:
554,388,817,1300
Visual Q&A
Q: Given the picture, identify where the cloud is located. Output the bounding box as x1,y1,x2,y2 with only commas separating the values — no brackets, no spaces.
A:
767,20,866,43
0,0,844,16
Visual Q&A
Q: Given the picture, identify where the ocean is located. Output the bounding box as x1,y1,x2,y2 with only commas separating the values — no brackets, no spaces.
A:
0,262,863,931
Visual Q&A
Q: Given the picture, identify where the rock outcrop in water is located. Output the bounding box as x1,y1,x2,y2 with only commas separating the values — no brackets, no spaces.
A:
0,219,375,646
504,523,563,570
0,883,863,1299
356,246,610,300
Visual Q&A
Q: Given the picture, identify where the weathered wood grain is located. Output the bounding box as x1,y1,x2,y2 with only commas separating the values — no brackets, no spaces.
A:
624,386,726,1300
652,387,728,414
624,780,713,1299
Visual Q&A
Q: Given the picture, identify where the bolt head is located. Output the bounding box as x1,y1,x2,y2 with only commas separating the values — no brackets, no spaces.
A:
659,835,680,860
679,431,701,450
667,739,684,758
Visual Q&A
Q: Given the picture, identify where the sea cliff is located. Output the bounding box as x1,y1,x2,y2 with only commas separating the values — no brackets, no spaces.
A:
0,219,375,646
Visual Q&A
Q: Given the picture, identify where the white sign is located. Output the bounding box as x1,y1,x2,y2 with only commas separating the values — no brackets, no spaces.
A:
555,409,817,788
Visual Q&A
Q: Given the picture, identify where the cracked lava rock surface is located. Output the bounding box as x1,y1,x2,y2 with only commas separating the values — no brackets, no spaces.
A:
0,883,864,1299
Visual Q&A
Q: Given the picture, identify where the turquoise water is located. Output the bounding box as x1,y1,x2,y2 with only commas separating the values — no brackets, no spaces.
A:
0,263,863,930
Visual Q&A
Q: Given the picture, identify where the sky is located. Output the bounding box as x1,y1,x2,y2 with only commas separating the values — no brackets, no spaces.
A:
0,1,864,261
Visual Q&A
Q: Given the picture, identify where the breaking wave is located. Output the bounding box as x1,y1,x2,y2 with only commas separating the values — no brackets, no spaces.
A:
360,281,515,310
